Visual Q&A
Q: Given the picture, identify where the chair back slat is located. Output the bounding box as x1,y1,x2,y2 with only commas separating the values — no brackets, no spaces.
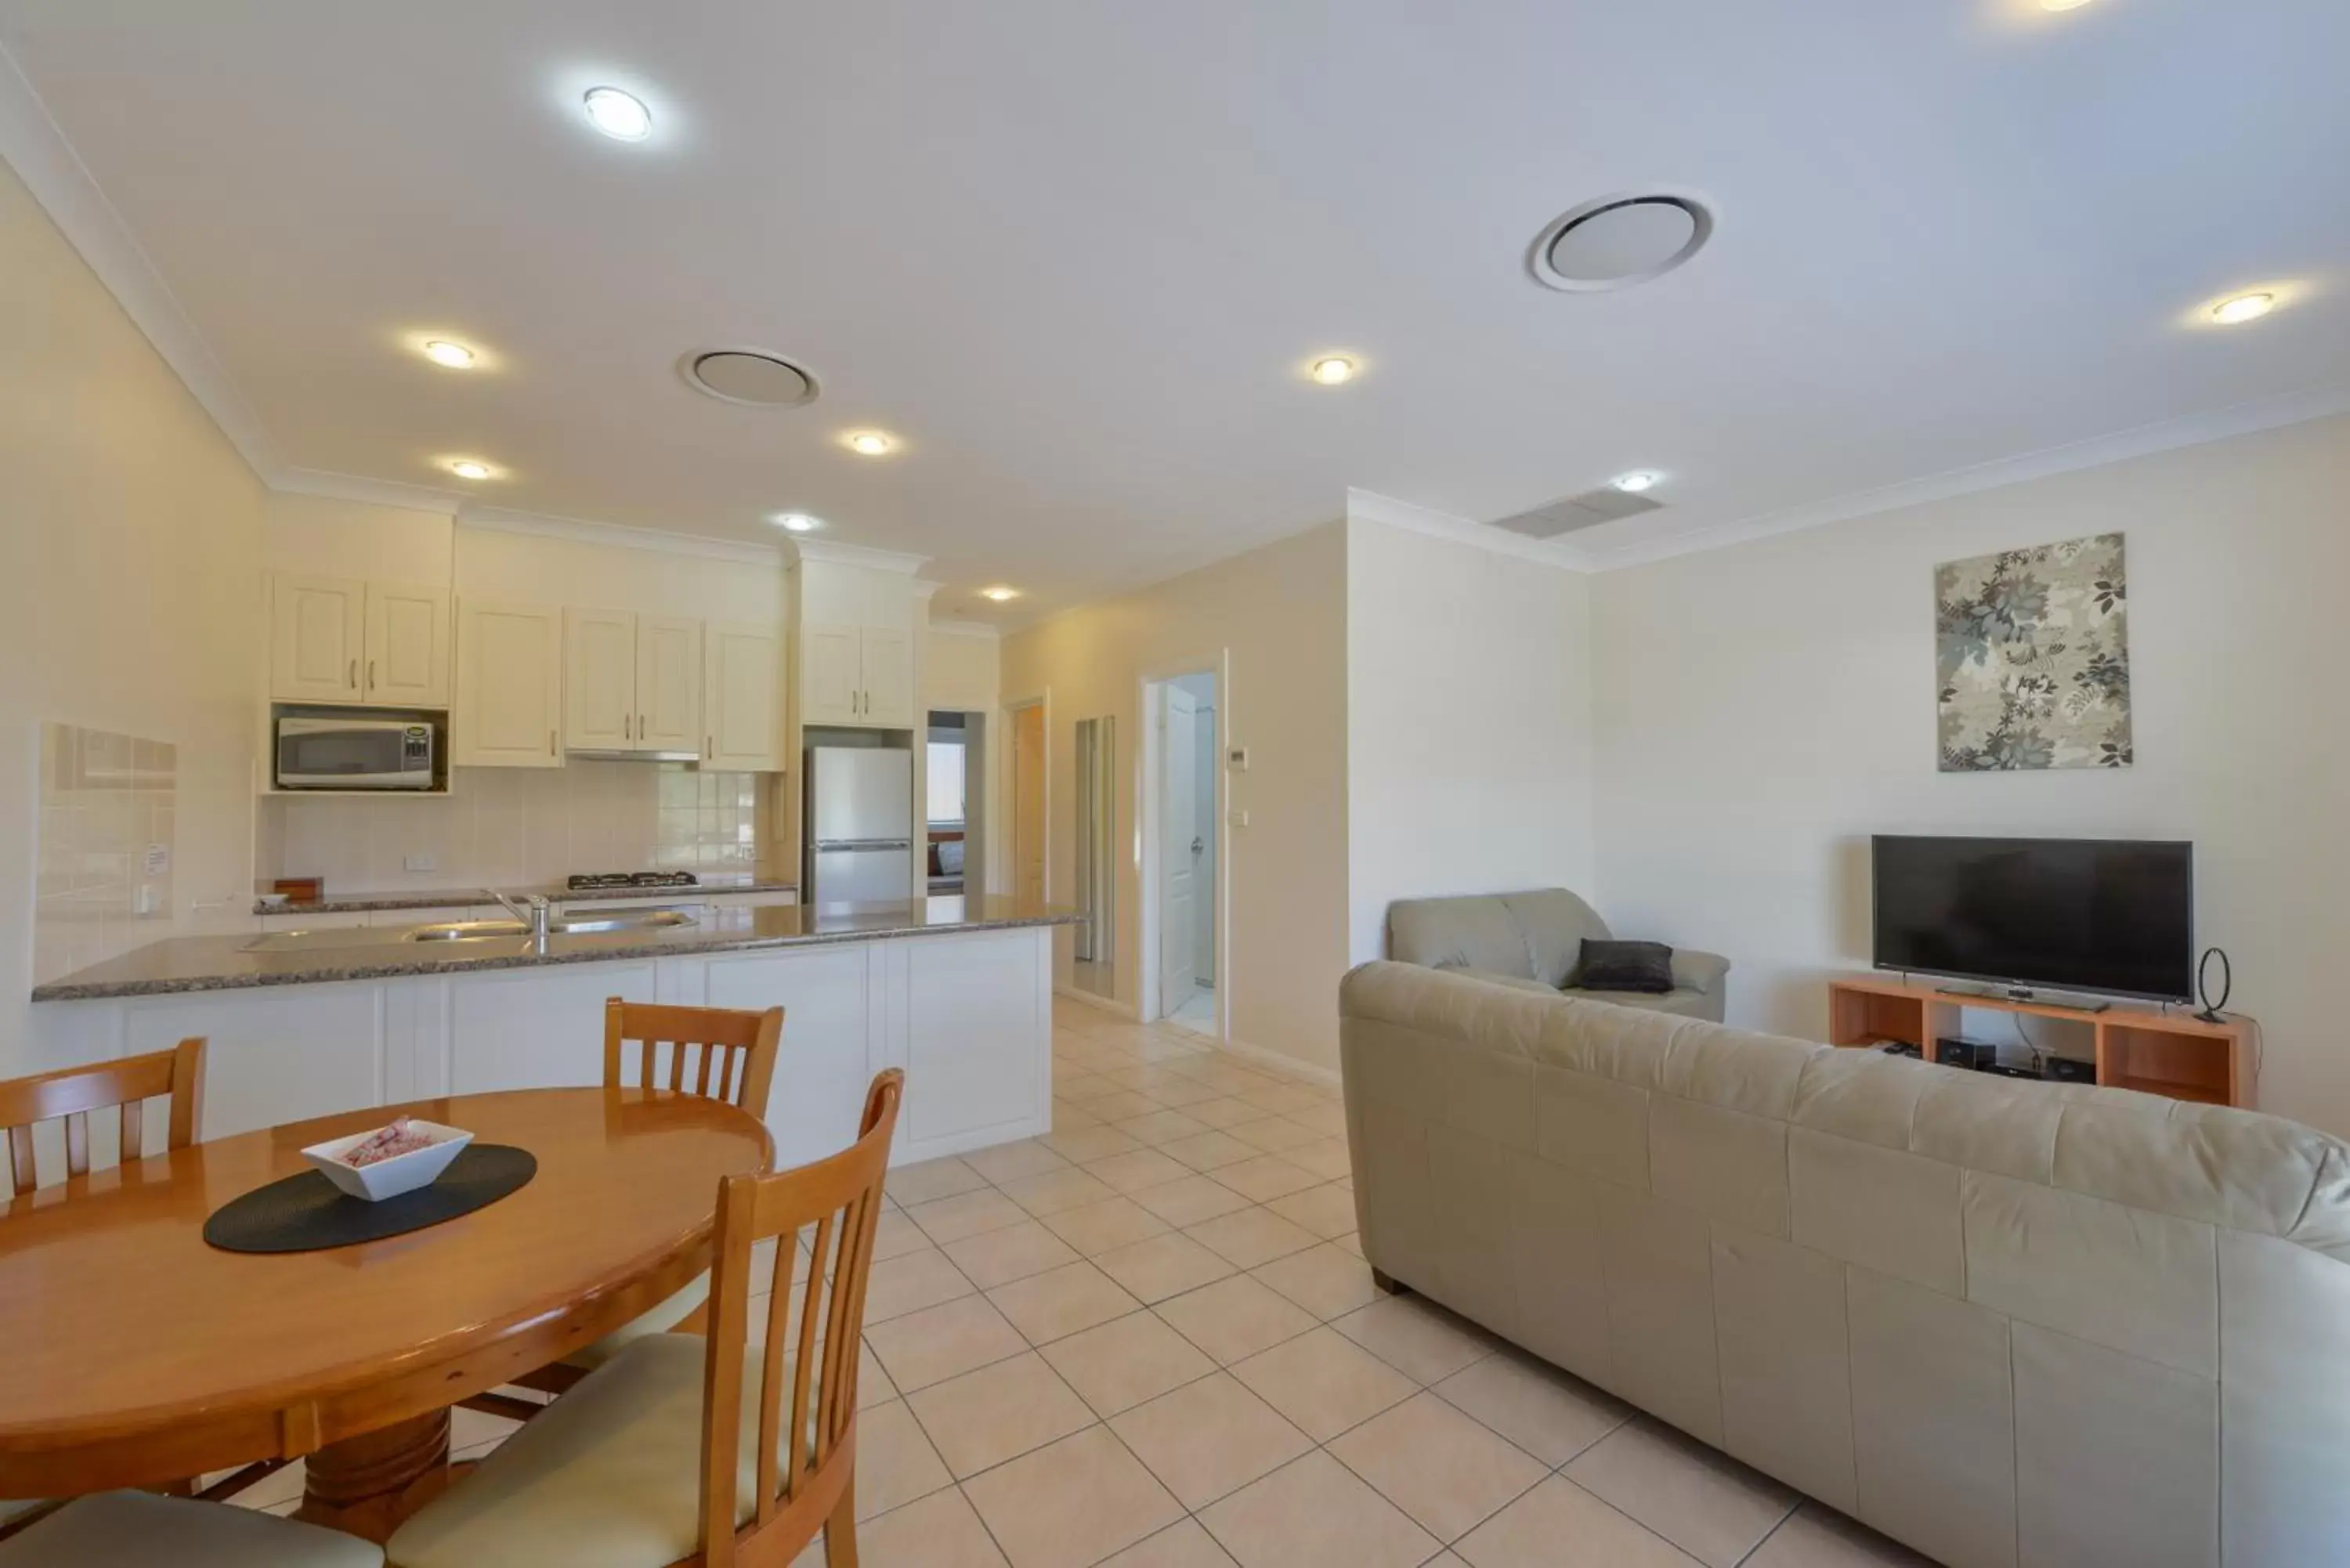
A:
0,1039,206,1197
696,1069,902,1566
602,1000,782,1117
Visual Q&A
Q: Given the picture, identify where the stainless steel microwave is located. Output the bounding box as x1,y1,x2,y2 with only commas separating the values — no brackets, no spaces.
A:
275,716,436,789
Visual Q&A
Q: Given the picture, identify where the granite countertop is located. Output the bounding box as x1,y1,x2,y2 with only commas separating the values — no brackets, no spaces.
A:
35,896,1079,1003
253,880,800,916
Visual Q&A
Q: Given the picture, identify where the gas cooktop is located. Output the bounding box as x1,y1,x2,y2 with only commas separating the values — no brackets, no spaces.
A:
566,871,701,891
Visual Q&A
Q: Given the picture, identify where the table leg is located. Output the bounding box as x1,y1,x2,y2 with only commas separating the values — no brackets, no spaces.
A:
293,1409,457,1543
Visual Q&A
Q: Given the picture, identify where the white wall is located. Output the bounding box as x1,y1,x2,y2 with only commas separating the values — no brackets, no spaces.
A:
1346,514,1596,965
1591,414,2350,1135
1,156,264,1066
1003,522,1350,1071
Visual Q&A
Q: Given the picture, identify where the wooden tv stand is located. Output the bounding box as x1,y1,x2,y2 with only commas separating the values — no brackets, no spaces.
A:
1825,975,2255,1109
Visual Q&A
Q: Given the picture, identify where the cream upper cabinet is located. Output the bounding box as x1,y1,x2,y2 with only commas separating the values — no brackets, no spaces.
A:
801,623,864,727
363,582,450,708
636,616,703,753
269,574,366,703
703,622,785,770
860,627,915,726
564,609,704,753
454,601,563,768
794,559,918,729
270,573,450,708
564,609,637,750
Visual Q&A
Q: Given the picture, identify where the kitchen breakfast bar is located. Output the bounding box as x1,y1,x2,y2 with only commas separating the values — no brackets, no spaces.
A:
27,896,1079,1169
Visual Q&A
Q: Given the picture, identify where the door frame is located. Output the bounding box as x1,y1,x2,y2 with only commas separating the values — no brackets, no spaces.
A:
1136,653,1229,1037
1001,688,1050,907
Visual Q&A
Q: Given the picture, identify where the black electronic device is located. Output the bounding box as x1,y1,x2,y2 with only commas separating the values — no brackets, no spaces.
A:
1934,1037,1997,1071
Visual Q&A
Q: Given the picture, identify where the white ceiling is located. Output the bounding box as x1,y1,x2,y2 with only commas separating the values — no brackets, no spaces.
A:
4,1,2346,623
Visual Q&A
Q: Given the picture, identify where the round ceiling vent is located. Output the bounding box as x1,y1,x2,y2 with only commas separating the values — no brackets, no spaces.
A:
1530,194,1712,293
682,349,819,406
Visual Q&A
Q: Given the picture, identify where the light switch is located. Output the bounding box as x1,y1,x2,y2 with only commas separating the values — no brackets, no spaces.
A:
1227,746,1250,771
1227,808,1249,828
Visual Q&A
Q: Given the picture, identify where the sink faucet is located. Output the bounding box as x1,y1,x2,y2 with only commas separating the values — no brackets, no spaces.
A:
485,889,553,944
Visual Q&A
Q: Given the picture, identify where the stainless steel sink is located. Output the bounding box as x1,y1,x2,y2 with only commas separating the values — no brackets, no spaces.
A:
403,919,530,942
554,909,697,935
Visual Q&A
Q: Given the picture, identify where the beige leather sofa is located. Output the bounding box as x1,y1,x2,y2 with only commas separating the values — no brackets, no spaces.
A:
1340,960,2350,1568
1386,888,1730,1023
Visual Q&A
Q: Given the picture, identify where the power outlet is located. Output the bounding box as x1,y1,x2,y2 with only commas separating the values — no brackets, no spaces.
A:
404,853,438,873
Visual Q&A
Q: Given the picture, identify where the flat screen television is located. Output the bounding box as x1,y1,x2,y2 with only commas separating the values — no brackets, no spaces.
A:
1871,835,2193,1003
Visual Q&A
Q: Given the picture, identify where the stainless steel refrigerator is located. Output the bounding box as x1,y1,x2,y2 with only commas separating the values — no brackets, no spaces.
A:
804,746,914,907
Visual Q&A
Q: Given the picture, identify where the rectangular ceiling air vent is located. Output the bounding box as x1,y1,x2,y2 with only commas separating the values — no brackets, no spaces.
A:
1489,486,1663,540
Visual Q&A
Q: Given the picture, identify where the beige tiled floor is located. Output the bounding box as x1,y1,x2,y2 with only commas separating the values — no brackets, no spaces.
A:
219,998,1937,1567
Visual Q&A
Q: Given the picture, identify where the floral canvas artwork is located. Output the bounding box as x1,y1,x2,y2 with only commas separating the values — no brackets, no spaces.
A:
1936,533,2131,771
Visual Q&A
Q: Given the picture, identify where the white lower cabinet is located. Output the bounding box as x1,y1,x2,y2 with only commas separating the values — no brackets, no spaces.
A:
450,962,659,1094
126,985,387,1143
703,945,875,1169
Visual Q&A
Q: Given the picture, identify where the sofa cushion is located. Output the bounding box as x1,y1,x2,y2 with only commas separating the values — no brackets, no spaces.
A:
1568,939,1676,994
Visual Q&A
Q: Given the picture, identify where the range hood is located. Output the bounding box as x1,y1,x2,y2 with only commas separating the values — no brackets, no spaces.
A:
564,747,706,764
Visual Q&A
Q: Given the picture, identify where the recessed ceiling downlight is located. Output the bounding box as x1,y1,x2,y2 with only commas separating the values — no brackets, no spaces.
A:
1531,194,1712,293
583,86,652,141
684,350,819,407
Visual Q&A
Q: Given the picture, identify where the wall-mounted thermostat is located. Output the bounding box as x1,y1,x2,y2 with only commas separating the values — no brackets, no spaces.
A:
1227,746,1249,771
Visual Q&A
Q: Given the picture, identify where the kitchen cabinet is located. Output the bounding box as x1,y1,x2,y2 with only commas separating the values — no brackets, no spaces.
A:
269,574,450,708
453,601,564,768
703,623,786,769
794,558,918,731
565,609,703,754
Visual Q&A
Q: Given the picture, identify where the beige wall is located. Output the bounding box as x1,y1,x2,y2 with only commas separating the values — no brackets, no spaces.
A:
1592,414,2350,1135
265,492,454,583
2,156,264,1065
924,625,1002,714
1002,522,1350,1071
1346,515,1596,964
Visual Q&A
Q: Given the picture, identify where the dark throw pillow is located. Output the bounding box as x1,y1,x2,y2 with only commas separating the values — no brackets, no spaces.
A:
1569,939,1676,995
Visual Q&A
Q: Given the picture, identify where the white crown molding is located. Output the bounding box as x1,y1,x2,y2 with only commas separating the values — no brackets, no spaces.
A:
928,620,1003,638
0,40,285,480
458,504,780,565
788,538,932,574
273,466,463,515
911,578,945,602
1579,378,2350,573
1345,488,1595,573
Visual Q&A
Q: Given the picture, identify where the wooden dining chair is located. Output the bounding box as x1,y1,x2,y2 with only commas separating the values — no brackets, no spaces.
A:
2,1037,204,1197
483,1000,783,1407
387,1070,905,1568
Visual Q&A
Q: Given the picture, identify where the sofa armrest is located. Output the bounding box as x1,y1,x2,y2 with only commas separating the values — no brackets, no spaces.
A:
1671,948,1731,995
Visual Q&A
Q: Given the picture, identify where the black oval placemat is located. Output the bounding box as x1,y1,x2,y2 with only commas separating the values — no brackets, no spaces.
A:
204,1144,537,1254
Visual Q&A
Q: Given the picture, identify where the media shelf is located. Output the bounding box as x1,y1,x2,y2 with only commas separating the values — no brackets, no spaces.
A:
1824,975,2254,1110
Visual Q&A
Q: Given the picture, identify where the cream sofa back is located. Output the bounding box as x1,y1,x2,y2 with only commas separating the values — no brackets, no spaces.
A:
1339,960,2350,1568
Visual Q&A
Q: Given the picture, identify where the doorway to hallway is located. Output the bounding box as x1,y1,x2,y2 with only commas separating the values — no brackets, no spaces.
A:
1141,665,1221,1037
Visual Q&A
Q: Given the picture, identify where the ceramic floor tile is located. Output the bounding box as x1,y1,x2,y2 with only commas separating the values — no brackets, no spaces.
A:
942,1219,1084,1290
887,1156,990,1206
1431,1349,1631,1467
1283,1136,1355,1181
1052,1099,1103,1130
1083,1090,1166,1123
1130,1174,1257,1227
1094,1230,1238,1303
987,1259,1144,1343
851,1399,957,1519
1097,1518,1242,1567
863,1293,1031,1393
1222,1115,1322,1154
961,1425,1187,1568
1332,1295,1496,1385
1184,1207,1319,1270
1741,1505,1941,1567
1264,1181,1360,1240
1000,1165,1119,1216
862,1248,978,1323
1198,1451,1442,1568
1455,1475,1700,1568
1159,1130,1263,1172
1086,1148,1196,1194
1110,1372,1315,1510
1040,1307,1219,1418
1238,1085,1327,1117
1328,1391,1549,1542
1210,1155,1323,1204
870,1208,936,1263
907,1187,1032,1245
1285,1103,1350,1139
1041,1195,1173,1255
1564,1418,1798,1568
1229,1324,1417,1441
905,1351,1097,1478
963,1139,1075,1185
1042,1123,1146,1163
1155,1274,1318,1365
1248,1242,1380,1320
1054,1068,1113,1098
1138,1075,1226,1109
1112,1110,1215,1146
842,1483,1011,1567
1179,1096,1271,1130
780,1339,897,1413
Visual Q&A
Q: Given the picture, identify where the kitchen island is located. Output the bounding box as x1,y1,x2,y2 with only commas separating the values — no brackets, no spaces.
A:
28,897,1078,1169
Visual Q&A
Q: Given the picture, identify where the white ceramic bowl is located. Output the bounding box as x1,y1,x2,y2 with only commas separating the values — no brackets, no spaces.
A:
302,1120,473,1201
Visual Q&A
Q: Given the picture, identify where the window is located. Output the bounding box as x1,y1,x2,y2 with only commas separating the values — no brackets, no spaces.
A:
927,739,967,826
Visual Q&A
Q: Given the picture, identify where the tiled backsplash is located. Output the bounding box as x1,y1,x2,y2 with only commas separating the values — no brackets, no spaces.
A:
256,760,781,894
35,723,177,985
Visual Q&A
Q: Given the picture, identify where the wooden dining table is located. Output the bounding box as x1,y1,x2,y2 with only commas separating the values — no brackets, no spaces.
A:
0,1086,772,1541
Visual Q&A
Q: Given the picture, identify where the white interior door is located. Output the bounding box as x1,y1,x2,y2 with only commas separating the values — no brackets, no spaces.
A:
1159,685,1198,1006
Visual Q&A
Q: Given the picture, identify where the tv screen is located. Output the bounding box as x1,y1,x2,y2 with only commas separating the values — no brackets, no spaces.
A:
1871,836,2193,1002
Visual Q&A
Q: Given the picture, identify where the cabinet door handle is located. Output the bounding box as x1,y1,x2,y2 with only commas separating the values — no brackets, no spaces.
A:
638,713,646,739
624,714,631,740
549,729,557,757
349,658,359,690
367,659,377,691
707,734,714,760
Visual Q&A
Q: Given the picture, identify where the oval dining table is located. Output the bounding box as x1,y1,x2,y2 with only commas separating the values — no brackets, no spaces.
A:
0,1086,772,1543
